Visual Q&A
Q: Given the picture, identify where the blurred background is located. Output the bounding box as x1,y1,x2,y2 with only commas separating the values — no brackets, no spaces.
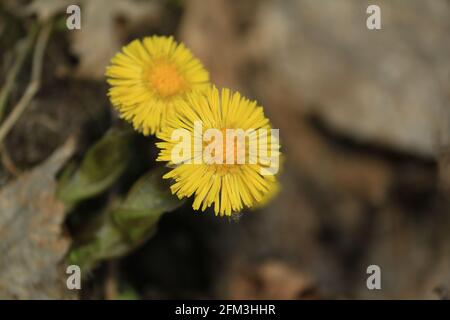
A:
0,0,449,299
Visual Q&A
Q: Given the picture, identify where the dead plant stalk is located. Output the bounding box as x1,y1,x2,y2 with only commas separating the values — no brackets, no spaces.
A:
0,21,52,146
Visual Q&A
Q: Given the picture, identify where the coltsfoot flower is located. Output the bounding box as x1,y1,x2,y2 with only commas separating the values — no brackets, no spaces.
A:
106,36,210,135
156,86,281,216
253,179,280,209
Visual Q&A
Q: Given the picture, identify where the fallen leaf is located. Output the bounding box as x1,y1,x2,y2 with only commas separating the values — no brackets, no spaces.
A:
25,0,76,22
26,0,163,79
70,0,162,79
0,139,76,299
226,260,320,300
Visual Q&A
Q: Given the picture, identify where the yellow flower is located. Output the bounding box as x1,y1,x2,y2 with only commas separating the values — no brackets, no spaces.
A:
106,36,210,135
156,86,281,216
253,179,280,209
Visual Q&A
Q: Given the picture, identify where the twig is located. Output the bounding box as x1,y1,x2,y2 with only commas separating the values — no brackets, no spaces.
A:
105,260,119,300
0,143,21,177
0,21,52,145
0,27,37,121
31,22,51,83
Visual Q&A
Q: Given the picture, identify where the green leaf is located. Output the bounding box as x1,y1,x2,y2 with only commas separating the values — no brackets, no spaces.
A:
112,167,181,242
57,127,134,206
68,167,183,271
117,286,140,300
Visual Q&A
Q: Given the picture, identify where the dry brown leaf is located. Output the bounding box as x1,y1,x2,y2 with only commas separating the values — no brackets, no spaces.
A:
25,0,76,21
226,261,319,300
0,139,76,299
26,0,162,79
71,0,162,79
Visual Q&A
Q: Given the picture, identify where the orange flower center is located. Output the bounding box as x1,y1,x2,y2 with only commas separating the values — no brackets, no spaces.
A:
204,128,246,168
147,62,186,97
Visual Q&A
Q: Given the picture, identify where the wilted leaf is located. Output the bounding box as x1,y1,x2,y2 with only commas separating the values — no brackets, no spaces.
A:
25,0,76,22
57,127,134,206
68,166,182,271
26,0,162,78
0,139,76,299
72,0,163,78
226,260,319,300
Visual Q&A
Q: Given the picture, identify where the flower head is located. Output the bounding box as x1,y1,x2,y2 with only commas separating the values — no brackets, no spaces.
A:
156,86,280,216
253,179,281,209
106,36,209,135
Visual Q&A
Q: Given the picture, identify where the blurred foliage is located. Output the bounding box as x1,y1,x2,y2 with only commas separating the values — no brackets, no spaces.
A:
68,166,183,271
57,127,134,206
